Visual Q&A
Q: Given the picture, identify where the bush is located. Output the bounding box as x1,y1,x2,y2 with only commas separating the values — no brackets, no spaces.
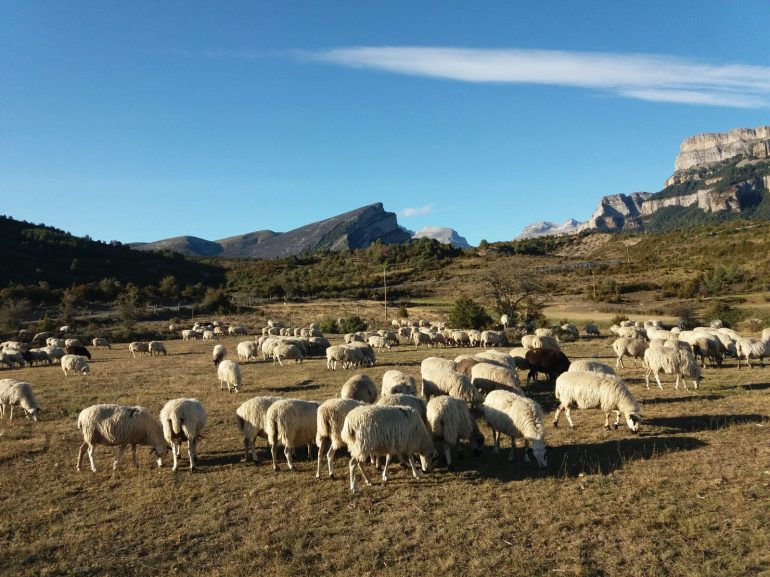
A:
610,314,629,326
318,316,339,334
448,297,492,330
339,315,367,333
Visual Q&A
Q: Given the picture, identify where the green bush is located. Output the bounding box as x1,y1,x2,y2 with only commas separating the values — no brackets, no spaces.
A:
448,297,492,330
318,316,339,334
339,315,367,333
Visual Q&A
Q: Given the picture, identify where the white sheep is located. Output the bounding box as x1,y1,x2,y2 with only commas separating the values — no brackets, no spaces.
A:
643,346,701,390
341,405,437,493
474,350,519,371
482,390,547,467
368,335,391,352
480,331,505,348
521,334,560,351
381,370,417,396
568,359,617,376
217,360,241,393
421,366,483,408
41,346,65,361
612,337,649,368
341,374,378,403
413,331,431,348
735,337,770,368
91,337,111,349
159,398,207,471
376,393,429,424
235,396,282,463
76,404,168,472
61,354,90,377
64,338,83,348
202,330,215,341
0,380,39,421
148,341,167,356
272,342,304,366
128,341,150,358
315,398,367,479
420,356,457,373
264,398,319,471
470,362,523,396
212,344,227,367
181,329,197,341
534,328,554,337
426,396,484,470
554,372,641,432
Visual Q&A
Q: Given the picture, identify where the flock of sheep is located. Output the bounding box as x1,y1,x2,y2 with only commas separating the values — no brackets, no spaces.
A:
1,316,768,493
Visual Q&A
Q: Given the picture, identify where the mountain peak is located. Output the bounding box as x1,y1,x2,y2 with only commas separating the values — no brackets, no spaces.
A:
412,226,470,248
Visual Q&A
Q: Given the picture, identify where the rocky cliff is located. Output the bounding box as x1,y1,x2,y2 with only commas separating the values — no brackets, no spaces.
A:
412,226,470,248
673,126,770,173
516,219,584,240
133,203,414,259
518,125,770,237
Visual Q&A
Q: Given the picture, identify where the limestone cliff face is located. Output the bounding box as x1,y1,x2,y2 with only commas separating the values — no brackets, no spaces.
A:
673,126,770,172
579,192,651,232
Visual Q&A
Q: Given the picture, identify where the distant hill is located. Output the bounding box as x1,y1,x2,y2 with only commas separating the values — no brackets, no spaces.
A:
133,203,413,259
0,215,225,290
516,219,584,240
412,226,470,248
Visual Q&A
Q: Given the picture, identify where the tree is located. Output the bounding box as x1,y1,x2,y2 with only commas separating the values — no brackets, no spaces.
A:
0,297,31,332
449,297,492,330
158,275,179,300
115,285,140,332
60,288,78,325
481,263,548,326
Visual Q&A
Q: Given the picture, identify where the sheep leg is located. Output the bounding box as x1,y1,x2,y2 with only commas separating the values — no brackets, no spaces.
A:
114,445,127,470
244,437,258,463
87,445,97,472
507,434,516,462
654,371,664,390
284,446,295,471
171,442,179,472
316,437,329,478
692,378,699,390
382,454,391,482
564,407,575,429
407,454,421,479
644,368,651,389
613,410,621,429
326,446,336,479
491,428,500,454
553,406,562,427
349,457,359,492
443,443,454,471
271,443,279,471
188,439,196,470
77,442,88,472
604,412,611,430
8,406,14,421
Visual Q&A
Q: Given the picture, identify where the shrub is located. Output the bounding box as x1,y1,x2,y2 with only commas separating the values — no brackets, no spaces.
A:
318,316,339,334
610,314,629,326
339,315,367,333
449,297,492,330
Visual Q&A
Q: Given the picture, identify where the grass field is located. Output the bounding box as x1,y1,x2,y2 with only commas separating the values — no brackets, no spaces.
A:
0,333,768,577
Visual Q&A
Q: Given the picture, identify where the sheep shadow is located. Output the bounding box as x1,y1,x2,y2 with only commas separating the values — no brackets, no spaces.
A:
740,382,770,391
642,393,725,405
194,452,247,469
644,413,767,433
262,380,322,393
468,435,706,480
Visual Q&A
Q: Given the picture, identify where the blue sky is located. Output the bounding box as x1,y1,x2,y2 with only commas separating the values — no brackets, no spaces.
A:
3,2,770,246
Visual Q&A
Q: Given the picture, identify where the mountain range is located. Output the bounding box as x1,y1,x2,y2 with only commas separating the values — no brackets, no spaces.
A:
132,203,470,258
517,125,770,238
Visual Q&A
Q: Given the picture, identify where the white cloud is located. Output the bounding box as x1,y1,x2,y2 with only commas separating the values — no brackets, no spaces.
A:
401,204,434,217
307,47,770,108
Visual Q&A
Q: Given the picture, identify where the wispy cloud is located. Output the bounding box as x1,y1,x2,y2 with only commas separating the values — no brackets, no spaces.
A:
306,47,770,108
401,204,434,217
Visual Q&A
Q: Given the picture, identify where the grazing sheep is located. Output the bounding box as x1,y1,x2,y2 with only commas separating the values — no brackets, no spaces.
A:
368,335,392,352
643,346,701,390
474,350,519,372
470,362,523,396
61,354,90,377
735,337,770,368
315,398,367,479
92,337,111,349
482,390,547,467
159,399,207,471
265,399,319,471
454,357,480,377
212,344,227,367
76,404,168,472
272,342,304,366
554,372,641,432
65,345,91,359
381,370,417,396
341,405,437,493
346,341,376,367
451,330,471,347
344,333,365,344
47,337,65,348
148,341,167,356
22,349,52,366
0,380,39,421
202,330,215,341
128,341,150,358
612,337,649,368
481,330,505,348
341,374,378,403
421,356,457,373
584,324,601,337
534,328,554,337
521,334,561,351
524,348,571,385
763,328,770,342
568,359,617,376
692,336,723,368
64,339,83,348
421,367,483,408
41,346,65,361
426,396,484,470
217,360,241,393
235,396,282,463
31,332,50,345
181,329,197,341
376,393,429,424
229,325,247,336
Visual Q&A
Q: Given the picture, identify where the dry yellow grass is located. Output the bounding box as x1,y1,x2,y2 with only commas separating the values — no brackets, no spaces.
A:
0,333,768,576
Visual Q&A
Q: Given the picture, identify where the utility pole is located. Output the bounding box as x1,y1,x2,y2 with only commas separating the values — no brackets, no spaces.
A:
383,265,387,322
